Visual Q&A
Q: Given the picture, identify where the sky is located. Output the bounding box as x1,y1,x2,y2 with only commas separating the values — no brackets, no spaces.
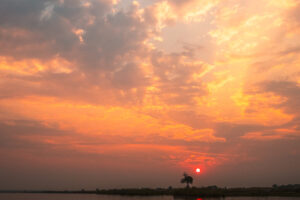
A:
0,0,300,190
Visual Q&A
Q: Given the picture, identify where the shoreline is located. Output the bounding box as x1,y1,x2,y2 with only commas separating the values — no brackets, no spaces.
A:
1,184,300,197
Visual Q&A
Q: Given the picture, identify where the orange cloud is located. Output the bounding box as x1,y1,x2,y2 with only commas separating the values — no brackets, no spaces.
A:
242,129,299,140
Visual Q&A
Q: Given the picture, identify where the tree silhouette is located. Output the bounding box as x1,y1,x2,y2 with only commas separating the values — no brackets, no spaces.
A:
181,173,193,188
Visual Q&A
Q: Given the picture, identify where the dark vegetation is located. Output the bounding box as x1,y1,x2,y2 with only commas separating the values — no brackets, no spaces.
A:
1,184,300,197
96,184,300,197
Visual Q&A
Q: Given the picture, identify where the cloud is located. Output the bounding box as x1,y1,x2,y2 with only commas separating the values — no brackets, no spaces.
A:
1,0,300,189
261,81,300,115
233,80,300,141
0,119,230,189
0,0,158,105
242,129,299,140
40,2,56,21
156,0,219,23
150,52,208,105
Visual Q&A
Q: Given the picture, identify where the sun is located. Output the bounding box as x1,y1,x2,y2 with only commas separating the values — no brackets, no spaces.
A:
196,168,201,173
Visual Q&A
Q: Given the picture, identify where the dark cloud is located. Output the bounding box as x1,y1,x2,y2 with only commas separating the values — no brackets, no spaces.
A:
0,0,80,60
214,122,266,140
0,0,153,70
259,80,300,132
261,81,300,114
0,0,161,105
0,0,139,61
0,120,70,149
0,0,210,106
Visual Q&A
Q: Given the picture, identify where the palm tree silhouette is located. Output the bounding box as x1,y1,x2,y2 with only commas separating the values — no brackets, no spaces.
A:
181,173,193,188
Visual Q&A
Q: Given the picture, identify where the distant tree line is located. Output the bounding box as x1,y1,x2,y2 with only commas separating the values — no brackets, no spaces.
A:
96,184,300,197
1,184,300,197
